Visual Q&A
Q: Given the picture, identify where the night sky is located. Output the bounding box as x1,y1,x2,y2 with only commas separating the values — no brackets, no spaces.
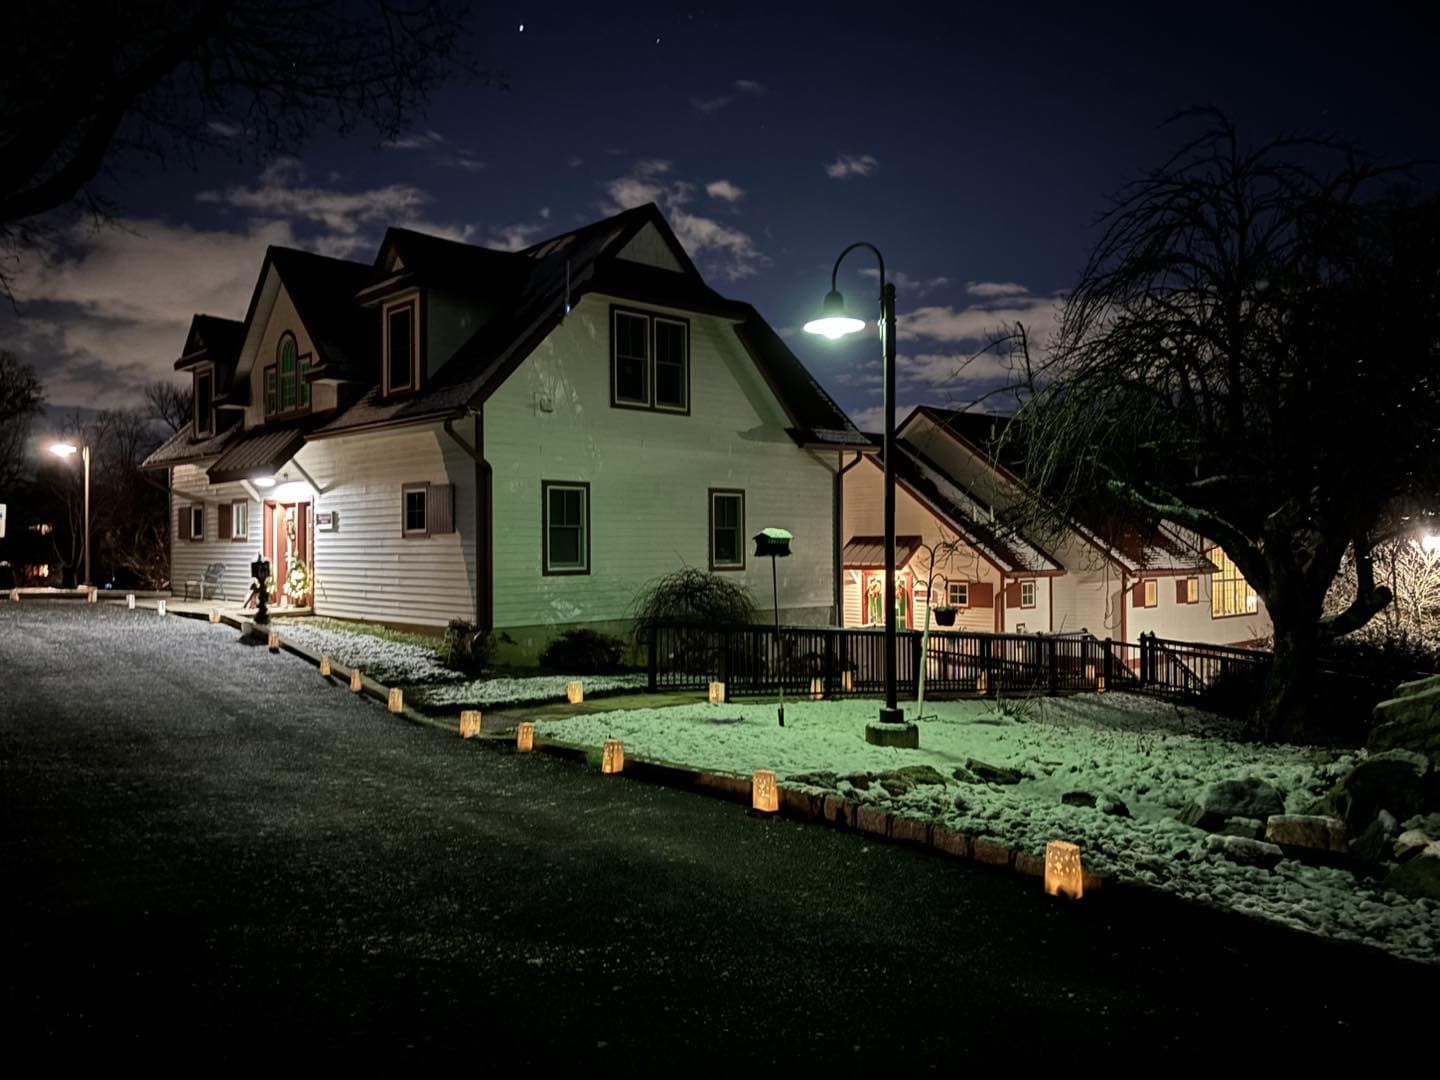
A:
7,1,1436,431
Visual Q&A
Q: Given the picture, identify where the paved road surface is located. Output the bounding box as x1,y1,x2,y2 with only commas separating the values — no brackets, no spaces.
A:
1,604,1432,1065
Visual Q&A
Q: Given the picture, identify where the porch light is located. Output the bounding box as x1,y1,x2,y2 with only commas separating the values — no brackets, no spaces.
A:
708,681,726,705
752,769,779,813
254,475,277,489
516,720,535,751
567,680,584,704
460,710,482,738
1044,840,1084,900
802,290,866,340
601,738,625,774
388,688,404,713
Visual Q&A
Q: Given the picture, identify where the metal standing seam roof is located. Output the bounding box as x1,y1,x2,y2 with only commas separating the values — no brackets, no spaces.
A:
205,426,308,484
842,535,925,568
140,419,239,470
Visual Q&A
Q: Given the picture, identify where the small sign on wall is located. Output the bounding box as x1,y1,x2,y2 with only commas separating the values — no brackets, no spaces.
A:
316,510,337,531
0,502,6,538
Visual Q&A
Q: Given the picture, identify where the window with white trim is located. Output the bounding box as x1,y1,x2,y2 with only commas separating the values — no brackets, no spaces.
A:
384,297,420,395
543,482,589,574
611,307,689,412
231,500,248,541
947,581,968,607
189,505,204,541
1019,579,1036,608
402,484,428,536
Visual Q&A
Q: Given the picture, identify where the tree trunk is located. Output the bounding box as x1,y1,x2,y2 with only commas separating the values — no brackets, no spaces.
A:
1257,619,1321,742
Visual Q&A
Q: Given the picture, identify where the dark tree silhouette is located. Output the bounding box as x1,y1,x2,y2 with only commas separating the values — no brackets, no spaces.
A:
0,350,46,490
144,379,194,435
1005,114,1440,739
0,1,478,237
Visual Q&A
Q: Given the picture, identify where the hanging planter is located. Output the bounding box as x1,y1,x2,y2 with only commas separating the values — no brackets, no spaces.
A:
932,606,958,627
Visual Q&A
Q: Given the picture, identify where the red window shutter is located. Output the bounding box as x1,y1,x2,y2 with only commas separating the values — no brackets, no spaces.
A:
1132,581,1146,606
1004,582,1021,608
179,506,192,541
429,484,454,534
218,503,232,541
969,582,993,608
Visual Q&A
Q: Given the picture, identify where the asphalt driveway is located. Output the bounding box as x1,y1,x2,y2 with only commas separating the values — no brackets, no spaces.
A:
1,603,1433,1065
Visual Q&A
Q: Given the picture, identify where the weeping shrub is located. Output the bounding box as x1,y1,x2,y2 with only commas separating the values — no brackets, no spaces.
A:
539,628,626,674
439,618,497,676
629,568,760,676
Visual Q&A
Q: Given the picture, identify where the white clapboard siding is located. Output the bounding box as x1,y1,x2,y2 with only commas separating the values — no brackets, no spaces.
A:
295,424,476,627
484,293,836,632
169,465,259,601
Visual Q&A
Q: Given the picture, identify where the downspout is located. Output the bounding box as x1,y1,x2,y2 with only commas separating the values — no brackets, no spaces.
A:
834,451,864,626
443,413,492,631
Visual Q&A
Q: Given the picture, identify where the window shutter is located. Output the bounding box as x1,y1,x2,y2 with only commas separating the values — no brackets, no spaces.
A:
1132,582,1146,606
179,506,192,541
1175,578,1188,604
430,483,454,534
1004,582,1021,608
969,582,993,608
218,503,232,540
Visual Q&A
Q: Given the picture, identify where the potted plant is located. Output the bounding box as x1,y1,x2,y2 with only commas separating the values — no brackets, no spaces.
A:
932,605,958,627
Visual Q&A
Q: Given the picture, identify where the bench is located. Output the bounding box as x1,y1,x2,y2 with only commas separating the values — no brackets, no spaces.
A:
184,562,227,601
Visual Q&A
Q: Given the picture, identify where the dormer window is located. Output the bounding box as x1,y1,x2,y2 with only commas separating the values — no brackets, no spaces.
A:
194,369,214,437
265,333,311,418
384,295,421,395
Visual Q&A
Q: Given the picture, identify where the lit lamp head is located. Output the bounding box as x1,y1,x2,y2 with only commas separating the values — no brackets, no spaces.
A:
49,442,79,459
802,289,866,341
253,475,277,489
1422,533,1440,554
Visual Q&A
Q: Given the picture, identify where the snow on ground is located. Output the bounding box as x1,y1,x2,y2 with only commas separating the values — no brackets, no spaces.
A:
416,674,649,709
532,693,1439,965
271,621,457,684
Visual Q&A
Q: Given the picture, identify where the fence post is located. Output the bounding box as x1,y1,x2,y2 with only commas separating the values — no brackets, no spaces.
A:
1047,635,1058,696
1103,637,1113,685
981,636,993,696
1140,632,1152,685
722,629,732,686
647,628,658,692
824,631,836,695
910,631,922,698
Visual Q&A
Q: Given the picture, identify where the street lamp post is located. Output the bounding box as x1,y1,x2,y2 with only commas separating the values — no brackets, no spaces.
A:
804,243,918,748
49,441,91,588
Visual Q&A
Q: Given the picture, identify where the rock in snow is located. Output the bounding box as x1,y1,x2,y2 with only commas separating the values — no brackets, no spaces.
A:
1205,834,1286,870
1100,796,1132,818
1394,830,1434,862
1181,778,1285,831
1329,749,1433,830
1061,790,1098,808
1264,814,1348,855
1383,853,1440,901
1370,678,1440,766
964,758,1024,786
1218,816,1265,840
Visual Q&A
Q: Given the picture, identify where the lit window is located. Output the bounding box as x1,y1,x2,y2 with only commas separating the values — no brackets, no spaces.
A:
1143,579,1157,608
402,484,428,536
1209,547,1257,617
1020,580,1036,608
611,307,689,412
386,301,417,393
1184,576,1198,603
947,581,968,607
232,500,248,540
544,482,589,573
710,490,744,569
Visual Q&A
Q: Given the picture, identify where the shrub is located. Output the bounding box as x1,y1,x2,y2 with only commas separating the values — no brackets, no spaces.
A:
439,618,496,676
539,628,626,674
629,567,759,643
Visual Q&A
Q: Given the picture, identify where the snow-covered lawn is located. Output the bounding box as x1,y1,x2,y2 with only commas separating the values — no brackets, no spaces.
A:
415,673,649,709
532,693,1439,965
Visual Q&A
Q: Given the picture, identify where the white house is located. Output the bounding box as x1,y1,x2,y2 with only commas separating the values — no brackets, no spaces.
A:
142,205,868,657
842,406,1271,646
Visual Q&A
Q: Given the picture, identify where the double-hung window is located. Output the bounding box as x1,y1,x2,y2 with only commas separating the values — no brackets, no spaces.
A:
947,581,968,607
194,370,214,436
231,500,249,541
709,490,744,570
385,297,420,395
402,484,429,536
1019,580,1036,608
611,307,688,412
543,482,589,574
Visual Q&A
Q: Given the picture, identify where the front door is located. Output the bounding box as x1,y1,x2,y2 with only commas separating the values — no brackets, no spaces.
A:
262,500,310,606
862,571,911,630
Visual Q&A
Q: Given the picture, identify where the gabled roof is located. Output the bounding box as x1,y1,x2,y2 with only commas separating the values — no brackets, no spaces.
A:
843,535,924,568
311,203,862,446
363,227,525,300
264,247,376,384
141,416,240,470
174,315,246,372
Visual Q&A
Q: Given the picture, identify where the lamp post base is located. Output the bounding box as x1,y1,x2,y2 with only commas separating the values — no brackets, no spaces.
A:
865,718,919,749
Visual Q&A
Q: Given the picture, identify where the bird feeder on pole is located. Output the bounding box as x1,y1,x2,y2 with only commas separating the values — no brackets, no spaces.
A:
753,528,793,727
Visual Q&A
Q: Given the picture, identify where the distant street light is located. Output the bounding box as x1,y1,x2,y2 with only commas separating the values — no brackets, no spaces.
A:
1422,533,1440,554
49,441,91,587
805,243,916,748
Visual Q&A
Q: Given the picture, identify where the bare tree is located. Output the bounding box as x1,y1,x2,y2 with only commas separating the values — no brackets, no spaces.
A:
1003,113,1440,739
0,350,46,490
0,0,482,284
145,379,193,435
912,532,966,720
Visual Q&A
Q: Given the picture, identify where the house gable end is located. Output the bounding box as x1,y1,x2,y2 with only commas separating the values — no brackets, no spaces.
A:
615,221,686,272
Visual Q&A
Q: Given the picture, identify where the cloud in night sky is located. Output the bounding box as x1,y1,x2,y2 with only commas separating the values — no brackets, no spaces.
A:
689,79,767,115
380,128,485,172
704,179,745,202
601,160,765,279
825,153,879,179
965,280,1030,298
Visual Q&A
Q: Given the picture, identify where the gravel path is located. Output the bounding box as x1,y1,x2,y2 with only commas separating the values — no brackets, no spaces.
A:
1,603,1434,1065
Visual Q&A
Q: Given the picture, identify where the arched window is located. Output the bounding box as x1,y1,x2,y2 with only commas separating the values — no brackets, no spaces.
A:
278,335,297,411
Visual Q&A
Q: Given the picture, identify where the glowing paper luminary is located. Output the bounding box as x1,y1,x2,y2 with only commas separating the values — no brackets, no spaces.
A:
975,671,988,694
1044,840,1084,900
601,738,624,774
350,668,363,692
209,609,221,624
841,670,854,692
267,630,281,652
516,720,535,751
1096,676,1106,694
87,586,98,604
708,681,726,705
752,769,779,813
10,589,20,602
1083,662,1096,682
388,688,404,713
319,655,331,677
156,599,167,616
126,593,135,609
810,676,824,700
566,680,584,704
459,710,482,738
